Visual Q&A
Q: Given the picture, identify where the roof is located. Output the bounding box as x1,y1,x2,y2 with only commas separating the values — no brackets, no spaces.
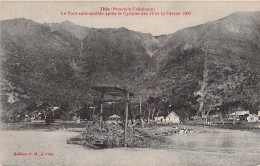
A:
211,114,220,118
229,111,249,116
166,112,179,118
50,107,59,111
109,115,121,119
91,86,134,97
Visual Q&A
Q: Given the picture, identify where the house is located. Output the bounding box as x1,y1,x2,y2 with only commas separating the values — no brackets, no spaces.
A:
247,114,258,123
165,112,180,124
155,112,180,124
108,115,121,123
50,107,59,111
229,110,249,120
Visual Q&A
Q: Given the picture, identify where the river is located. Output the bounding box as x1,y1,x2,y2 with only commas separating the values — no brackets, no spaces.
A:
0,128,259,166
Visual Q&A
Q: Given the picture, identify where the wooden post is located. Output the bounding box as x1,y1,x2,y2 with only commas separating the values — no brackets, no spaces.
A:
100,93,104,129
124,92,129,144
233,111,236,125
139,95,142,115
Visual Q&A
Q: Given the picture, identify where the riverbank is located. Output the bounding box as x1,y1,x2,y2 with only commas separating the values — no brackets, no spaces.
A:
1,121,260,133
0,122,88,131
184,118,260,130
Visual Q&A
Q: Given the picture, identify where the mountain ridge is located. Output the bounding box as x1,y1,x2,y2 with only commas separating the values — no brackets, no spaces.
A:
1,11,259,120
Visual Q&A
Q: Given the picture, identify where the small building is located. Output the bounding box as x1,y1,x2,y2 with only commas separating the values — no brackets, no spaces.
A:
108,115,121,123
247,114,258,123
165,112,180,124
154,112,180,124
50,107,60,111
229,110,249,120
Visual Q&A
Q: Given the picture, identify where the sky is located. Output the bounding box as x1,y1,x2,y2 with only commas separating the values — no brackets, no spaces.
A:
0,1,260,35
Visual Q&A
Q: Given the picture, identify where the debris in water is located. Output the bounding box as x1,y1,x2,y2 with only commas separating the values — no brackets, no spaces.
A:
67,122,172,149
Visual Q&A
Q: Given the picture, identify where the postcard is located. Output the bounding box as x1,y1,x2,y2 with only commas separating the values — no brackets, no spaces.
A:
0,1,260,166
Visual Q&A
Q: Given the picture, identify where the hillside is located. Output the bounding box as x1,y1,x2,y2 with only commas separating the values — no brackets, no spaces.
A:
1,12,260,121
0,18,163,119
141,11,260,115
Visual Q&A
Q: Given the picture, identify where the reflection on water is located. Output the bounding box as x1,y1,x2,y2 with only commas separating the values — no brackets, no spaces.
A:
1,129,260,166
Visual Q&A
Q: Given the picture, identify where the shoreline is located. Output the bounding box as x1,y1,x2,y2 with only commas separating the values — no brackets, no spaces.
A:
0,122,88,131
1,122,259,133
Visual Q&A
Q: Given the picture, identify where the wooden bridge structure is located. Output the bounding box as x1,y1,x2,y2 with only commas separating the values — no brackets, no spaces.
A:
91,86,134,142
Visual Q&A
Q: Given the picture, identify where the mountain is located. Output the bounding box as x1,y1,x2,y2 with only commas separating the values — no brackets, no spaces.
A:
1,12,260,121
141,11,260,115
79,27,162,87
47,21,163,57
0,18,163,118
0,18,83,109
44,20,92,40
43,21,164,88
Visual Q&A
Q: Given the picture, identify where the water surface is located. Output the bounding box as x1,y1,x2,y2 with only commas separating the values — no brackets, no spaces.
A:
1,129,259,166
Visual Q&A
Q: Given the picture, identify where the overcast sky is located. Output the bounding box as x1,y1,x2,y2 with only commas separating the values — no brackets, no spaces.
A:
1,1,259,35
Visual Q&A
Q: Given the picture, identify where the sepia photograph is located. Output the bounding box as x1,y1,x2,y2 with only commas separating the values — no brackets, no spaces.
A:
0,1,260,166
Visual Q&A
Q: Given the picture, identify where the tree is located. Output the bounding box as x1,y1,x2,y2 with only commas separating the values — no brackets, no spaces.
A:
144,96,169,122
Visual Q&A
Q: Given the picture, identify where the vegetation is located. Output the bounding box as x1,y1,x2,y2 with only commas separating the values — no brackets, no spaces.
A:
1,12,260,123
